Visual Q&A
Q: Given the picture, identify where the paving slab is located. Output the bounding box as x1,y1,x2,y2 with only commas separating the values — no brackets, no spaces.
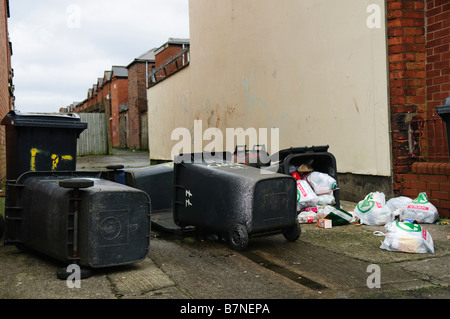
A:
107,258,176,297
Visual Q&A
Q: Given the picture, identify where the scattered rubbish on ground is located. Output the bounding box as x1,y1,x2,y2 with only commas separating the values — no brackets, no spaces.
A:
290,162,445,254
317,205,353,226
354,192,439,226
317,219,332,229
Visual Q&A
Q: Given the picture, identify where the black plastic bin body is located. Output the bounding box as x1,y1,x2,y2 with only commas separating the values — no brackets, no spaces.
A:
233,144,271,168
271,145,340,207
1,110,87,180
124,163,174,213
4,171,151,268
173,152,299,250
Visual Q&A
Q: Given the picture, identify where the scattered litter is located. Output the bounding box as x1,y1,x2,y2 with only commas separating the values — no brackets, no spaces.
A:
291,164,357,228
317,205,353,226
374,221,435,254
317,219,332,229
352,191,442,226
290,171,302,180
298,209,318,224
297,163,314,175
289,169,445,254
291,165,342,226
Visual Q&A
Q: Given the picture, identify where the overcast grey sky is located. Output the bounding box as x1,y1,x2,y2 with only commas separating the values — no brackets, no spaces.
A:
9,0,190,113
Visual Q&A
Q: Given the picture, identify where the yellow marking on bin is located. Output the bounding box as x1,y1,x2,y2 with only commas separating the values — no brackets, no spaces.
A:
30,148,39,171
30,148,73,171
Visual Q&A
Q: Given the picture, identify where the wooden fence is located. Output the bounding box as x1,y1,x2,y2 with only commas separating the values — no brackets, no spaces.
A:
76,113,108,156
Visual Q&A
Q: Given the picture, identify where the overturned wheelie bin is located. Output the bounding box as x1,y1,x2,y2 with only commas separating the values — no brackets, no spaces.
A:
271,145,340,208
4,171,151,278
122,163,178,233
123,163,174,213
173,152,300,251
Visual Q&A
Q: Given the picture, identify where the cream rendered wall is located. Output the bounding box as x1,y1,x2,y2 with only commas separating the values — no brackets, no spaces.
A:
148,0,391,176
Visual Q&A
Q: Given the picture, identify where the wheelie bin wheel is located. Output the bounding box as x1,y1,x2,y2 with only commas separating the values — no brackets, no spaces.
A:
228,224,249,251
283,221,301,242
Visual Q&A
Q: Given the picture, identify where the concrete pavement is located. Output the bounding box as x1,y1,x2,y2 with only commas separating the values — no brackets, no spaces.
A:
0,148,449,305
76,147,152,170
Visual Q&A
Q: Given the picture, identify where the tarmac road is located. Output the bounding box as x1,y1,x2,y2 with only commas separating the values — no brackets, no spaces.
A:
0,148,449,308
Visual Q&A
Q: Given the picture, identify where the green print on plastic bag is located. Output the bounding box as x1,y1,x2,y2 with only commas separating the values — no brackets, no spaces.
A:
357,199,375,213
412,192,429,205
396,221,421,232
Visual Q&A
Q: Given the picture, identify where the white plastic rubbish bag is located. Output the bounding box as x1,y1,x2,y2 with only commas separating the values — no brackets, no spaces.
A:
296,180,318,211
386,196,412,212
401,193,439,224
374,221,435,254
354,192,393,226
306,172,337,195
316,194,336,206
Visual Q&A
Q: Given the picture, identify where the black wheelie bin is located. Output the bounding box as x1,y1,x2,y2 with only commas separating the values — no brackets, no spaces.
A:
233,144,271,168
122,163,178,232
104,163,177,232
173,152,300,251
1,110,87,180
123,163,174,213
4,171,151,277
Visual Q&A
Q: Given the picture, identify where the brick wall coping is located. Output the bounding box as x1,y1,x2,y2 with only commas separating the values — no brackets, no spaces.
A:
412,162,450,175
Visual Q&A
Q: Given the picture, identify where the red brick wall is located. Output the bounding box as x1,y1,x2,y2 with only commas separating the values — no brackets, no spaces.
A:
127,61,152,149
424,0,450,158
388,0,450,218
387,0,426,194
402,162,450,217
0,0,12,186
155,45,184,69
154,45,189,80
110,78,128,147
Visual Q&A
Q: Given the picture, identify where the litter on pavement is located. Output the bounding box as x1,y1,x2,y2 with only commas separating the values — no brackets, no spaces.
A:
291,163,443,254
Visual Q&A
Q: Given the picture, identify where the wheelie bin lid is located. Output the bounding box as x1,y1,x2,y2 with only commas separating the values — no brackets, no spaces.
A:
1,110,87,131
270,145,331,163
